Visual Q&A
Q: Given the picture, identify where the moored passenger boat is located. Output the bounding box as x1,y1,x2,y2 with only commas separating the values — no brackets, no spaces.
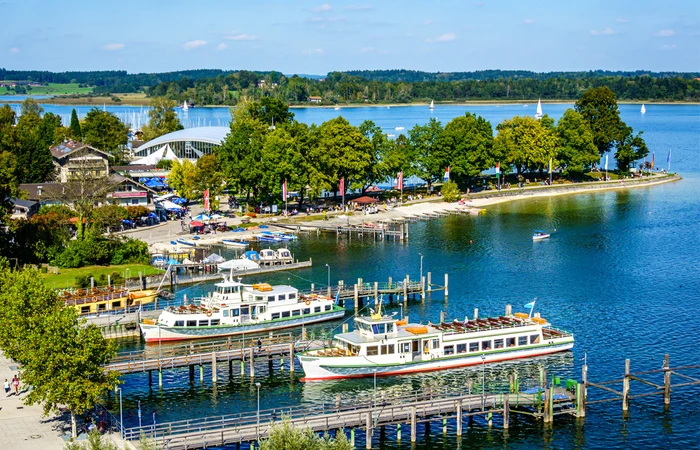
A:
62,287,158,315
139,276,345,342
297,302,573,381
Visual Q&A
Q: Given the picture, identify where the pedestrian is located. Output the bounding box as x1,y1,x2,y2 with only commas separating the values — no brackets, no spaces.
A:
12,375,19,395
257,338,262,352
3,379,9,395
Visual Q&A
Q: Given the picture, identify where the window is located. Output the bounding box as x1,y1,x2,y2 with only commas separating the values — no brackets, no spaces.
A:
325,305,331,311
506,337,516,347
267,295,275,302
292,310,301,317
223,310,229,317
98,304,106,311
210,319,220,326
366,346,379,356
187,320,197,327
303,308,310,314
381,344,395,355
271,313,280,319
530,334,540,344
314,306,321,313
131,199,139,205
278,294,286,301
112,301,121,308
387,323,394,333
241,307,249,315
81,306,90,314
469,342,479,352
518,336,528,346
198,320,209,326
232,309,240,317
444,345,455,355
289,293,296,299
412,340,419,352
174,321,184,327
432,339,440,349
494,339,504,349
481,340,492,351
281,311,290,318
457,343,467,354
255,296,263,301
400,342,411,353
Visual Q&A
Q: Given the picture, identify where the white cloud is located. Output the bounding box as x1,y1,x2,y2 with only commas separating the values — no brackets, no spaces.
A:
183,40,207,50
9,47,19,53
102,43,125,51
654,29,674,37
345,4,372,11
661,44,677,50
425,32,456,43
616,18,629,23
523,18,535,25
225,33,258,41
424,20,433,25
359,46,374,53
217,43,227,50
313,3,331,12
590,28,616,36
302,48,325,55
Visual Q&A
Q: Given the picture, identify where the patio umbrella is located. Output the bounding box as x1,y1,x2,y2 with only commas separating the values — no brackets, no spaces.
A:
210,213,224,220
193,213,211,221
189,221,205,227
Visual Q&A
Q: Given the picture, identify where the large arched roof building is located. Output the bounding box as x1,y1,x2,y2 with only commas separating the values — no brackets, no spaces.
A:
133,126,230,160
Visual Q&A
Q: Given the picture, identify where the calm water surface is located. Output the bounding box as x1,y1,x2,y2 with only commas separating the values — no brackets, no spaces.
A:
99,104,699,449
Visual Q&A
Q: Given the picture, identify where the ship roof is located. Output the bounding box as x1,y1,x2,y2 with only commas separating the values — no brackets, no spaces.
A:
337,323,440,344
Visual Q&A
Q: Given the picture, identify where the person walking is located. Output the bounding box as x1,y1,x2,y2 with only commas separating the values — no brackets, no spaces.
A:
3,379,9,396
12,375,19,395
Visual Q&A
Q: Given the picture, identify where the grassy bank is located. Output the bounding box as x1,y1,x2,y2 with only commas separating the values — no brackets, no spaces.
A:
41,264,163,290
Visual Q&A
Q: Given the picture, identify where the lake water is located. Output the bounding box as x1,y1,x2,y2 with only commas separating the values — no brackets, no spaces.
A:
96,103,698,448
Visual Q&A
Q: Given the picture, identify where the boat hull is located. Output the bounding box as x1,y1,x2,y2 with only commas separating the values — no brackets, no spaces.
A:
298,341,573,381
140,309,345,342
532,234,550,240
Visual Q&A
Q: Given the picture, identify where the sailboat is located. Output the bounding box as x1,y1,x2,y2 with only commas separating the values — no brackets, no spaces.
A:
183,101,189,112
535,99,543,119
429,100,435,110
641,104,646,114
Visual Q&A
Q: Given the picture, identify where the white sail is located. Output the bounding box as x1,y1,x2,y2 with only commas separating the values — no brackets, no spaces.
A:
429,99,434,110
183,101,189,112
535,99,543,119
641,104,646,114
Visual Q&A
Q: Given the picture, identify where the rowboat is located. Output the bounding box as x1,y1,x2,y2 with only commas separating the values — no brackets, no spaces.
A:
532,230,550,241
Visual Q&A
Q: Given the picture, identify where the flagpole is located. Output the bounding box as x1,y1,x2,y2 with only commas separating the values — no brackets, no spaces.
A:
668,149,671,172
400,175,403,205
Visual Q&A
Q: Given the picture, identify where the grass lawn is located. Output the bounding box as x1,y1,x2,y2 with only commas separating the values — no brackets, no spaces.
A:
41,264,164,290
5,83,94,96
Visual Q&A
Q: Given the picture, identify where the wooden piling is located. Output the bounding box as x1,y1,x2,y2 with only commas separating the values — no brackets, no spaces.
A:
543,388,552,423
505,304,512,316
622,359,630,411
663,353,671,405
388,276,392,289
503,394,510,429
427,272,432,291
199,364,204,383
421,276,426,300
250,348,255,377
473,308,479,320
444,273,449,297
576,382,586,418
403,278,408,304
456,400,463,436
440,311,445,324
211,352,217,383
289,343,295,373
354,284,359,310
410,406,417,442
366,413,373,450
374,281,379,301
342,323,349,333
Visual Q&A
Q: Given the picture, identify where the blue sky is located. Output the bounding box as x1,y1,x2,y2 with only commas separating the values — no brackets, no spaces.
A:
3,0,698,74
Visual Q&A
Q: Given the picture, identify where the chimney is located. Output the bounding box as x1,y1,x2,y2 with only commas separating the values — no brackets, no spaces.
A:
37,185,43,197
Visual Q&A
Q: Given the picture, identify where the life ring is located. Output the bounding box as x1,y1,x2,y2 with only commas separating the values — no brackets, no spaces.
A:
206,311,212,317
305,299,311,306
91,297,97,303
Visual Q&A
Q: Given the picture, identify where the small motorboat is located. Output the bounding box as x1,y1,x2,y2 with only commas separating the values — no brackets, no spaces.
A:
532,230,550,241
221,239,248,248
176,238,197,247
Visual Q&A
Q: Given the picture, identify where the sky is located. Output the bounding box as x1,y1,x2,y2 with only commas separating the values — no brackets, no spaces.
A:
2,0,699,74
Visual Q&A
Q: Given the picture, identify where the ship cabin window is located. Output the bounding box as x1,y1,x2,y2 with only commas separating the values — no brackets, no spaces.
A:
289,293,296,300
412,340,419,352
381,344,395,355
174,321,184,327
518,336,528,346
314,306,321,313
507,337,516,347
366,346,379,356
469,342,479,352
223,310,229,317
271,312,280,319
325,305,331,311
210,319,220,326
187,320,197,327
232,309,240,317
432,339,440,349
292,310,301,317
530,334,540,344
400,342,411,353
348,344,360,355
303,308,310,314
457,343,467,354
199,320,209,326
241,307,249,315
481,340,492,351
81,306,90,314
371,323,386,334
444,345,455,355
113,301,121,308
281,311,290,318
267,295,275,302
98,304,106,312
255,295,264,301
256,306,266,314
494,339,504,349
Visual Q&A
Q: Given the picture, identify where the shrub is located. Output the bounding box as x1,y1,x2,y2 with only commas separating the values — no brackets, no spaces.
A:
110,238,149,265
441,180,461,202
74,273,93,289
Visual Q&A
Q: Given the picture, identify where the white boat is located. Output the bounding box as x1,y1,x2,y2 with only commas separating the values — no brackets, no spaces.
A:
221,239,248,248
176,238,196,247
429,100,434,110
217,258,258,272
297,301,573,381
182,101,189,112
641,104,646,114
532,230,550,241
276,248,294,263
535,99,543,119
334,106,341,111
139,277,344,342
259,248,278,263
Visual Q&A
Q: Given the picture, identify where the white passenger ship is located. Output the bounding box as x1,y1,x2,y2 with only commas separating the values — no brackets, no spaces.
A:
297,302,574,381
139,276,344,342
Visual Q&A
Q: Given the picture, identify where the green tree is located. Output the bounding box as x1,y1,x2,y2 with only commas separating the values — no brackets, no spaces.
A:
20,97,43,117
13,109,57,183
556,109,599,176
247,97,294,127
141,97,184,141
437,113,494,184
615,128,649,172
440,180,461,202
407,118,444,191
69,108,82,140
194,154,224,204
259,419,353,450
156,158,172,170
92,204,128,233
81,108,129,164
574,87,626,157
167,159,197,199
494,116,559,175
64,429,119,450
0,151,18,216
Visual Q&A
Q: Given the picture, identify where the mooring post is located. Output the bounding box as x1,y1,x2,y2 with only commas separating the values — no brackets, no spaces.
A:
211,352,217,383
543,388,552,423
189,365,195,382
107,275,111,287
622,359,630,412
505,304,512,316
410,406,417,442
403,279,408,304
456,400,463,436
250,348,255,378
289,343,295,373
503,394,510,429
388,276,392,289
350,428,355,446
327,284,331,297
354,284,359,310
374,281,379,301
199,364,204,383
335,394,341,409
421,276,426,300
444,273,449,298
90,277,94,289
427,272,432,291
473,308,479,320
663,353,671,405
397,423,401,441
342,323,349,333
366,413,373,450
148,370,153,386
311,283,315,292
440,311,445,324
576,382,586,418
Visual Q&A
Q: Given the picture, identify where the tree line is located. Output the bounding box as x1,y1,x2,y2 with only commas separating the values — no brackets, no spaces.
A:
213,87,647,209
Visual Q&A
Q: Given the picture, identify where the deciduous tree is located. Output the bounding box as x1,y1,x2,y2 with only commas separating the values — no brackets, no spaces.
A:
437,113,494,184
574,87,626,157
615,128,649,172
407,118,444,191
556,109,599,176
81,108,129,164
141,97,184,141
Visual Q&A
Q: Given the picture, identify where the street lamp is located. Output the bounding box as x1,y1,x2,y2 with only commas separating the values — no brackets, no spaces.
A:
117,387,124,439
419,253,424,281
481,354,486,410
325,264,331,288
255,382,261,441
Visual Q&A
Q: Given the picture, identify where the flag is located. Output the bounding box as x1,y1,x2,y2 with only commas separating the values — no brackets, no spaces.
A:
667,149,671,164
396,172,403,189
495,162,500,175
203,189,210,211
339,177,345,194
651,152,655,169
443,166,450,182
334,291,340,305
524,301,535,309
604,154,608,171
548,158,552,174
282,180,287,200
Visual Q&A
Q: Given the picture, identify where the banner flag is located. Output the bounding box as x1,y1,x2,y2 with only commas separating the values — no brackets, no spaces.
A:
443,167,450,182
495,162,500,175
396,172,403,189
339,177,345,194
282,180,287,199
604,154,609,171
203,189,210,211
